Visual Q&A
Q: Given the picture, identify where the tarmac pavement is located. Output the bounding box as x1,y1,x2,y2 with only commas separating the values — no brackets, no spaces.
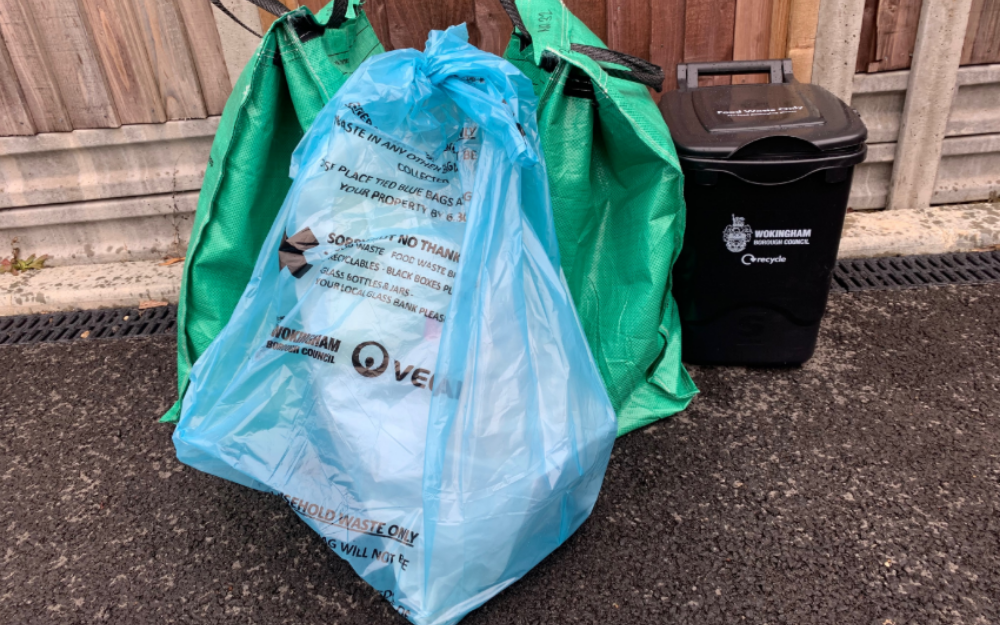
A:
2,284,999,625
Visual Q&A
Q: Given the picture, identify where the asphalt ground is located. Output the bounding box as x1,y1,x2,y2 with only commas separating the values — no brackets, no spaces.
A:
2,284,999,625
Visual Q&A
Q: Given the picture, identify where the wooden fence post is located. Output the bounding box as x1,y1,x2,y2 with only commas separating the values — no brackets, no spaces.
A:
886,0,975,210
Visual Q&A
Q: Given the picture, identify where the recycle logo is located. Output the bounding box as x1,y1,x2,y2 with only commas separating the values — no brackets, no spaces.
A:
723,215,753,253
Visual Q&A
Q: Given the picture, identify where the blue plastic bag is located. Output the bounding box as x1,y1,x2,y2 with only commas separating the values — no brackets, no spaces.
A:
173,25,617,625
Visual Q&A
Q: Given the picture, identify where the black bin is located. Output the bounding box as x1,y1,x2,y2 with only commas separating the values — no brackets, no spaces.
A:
660,59,867,365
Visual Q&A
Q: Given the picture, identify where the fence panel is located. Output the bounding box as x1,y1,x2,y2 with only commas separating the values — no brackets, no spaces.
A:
78,0,167,124
858,0,999,72
769,0,791,58
608,0,653,64
30,0,120,130
733,0,775,83
565,0,607,42
0,0,234,136
175,0,232,115
785,0,820,81
471,0,510,57
962,0,1000,65
134,0,208,120
683,0,738,85
258,0,295,32
650,0,686,91
0,37,34,136
0,0,828,137
382,0,475,50
0,0,72,132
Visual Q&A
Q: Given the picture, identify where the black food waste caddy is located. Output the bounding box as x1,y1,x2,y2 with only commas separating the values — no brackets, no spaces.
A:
661,59,867,365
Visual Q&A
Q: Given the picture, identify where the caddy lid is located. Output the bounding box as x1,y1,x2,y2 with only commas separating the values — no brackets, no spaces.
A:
659,60,867,160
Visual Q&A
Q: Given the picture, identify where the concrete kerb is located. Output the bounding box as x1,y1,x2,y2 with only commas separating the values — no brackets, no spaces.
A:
838,202,1000,258
0,261,183,316
1,203,999,316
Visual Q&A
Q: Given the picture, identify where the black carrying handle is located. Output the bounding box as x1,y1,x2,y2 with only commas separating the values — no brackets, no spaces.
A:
210,0,270,37
211,0,350,38
498,0,665,91
499,0,531,47
677,59,795,90
569,44,665,92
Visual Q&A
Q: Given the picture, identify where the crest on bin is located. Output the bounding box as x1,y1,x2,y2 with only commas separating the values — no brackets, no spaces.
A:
723,215,753,253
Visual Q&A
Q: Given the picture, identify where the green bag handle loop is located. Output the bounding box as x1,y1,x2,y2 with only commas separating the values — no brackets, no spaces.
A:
497,0,664,91
214,0,664,90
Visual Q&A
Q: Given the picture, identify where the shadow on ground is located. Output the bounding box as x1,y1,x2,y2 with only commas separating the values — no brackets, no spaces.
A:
2,285,998,625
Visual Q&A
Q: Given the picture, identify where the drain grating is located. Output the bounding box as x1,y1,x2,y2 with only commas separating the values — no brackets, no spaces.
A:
0,305,176,347
2,251,999,347
832,250,1000,292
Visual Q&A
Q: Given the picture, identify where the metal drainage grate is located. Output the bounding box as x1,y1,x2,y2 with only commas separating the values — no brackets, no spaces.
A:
832,250,1000,293
2,251,999,346
0,305,176,347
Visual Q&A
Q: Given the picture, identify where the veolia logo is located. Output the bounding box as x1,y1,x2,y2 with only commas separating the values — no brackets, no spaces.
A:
352,341,390,377
350,341,438,391
723,215,754,252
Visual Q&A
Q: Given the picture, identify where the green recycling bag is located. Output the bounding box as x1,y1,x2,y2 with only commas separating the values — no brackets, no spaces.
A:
500,0,697,434
165,0,695,435
161,1,382,423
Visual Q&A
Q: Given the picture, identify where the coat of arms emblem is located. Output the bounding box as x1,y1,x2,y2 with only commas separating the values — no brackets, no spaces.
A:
723,215,753,253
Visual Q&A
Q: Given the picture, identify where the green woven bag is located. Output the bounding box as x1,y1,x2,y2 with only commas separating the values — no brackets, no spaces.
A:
500,0,696,434
165,0,696,435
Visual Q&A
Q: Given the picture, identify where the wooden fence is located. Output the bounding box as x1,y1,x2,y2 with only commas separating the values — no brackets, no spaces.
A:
338,0,831,89
0,0,230,136
1,0,998,138
856,0,999,72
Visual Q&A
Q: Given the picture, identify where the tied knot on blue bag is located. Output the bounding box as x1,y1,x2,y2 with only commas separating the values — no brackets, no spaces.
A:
294,25,539,171
423,25,538,166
